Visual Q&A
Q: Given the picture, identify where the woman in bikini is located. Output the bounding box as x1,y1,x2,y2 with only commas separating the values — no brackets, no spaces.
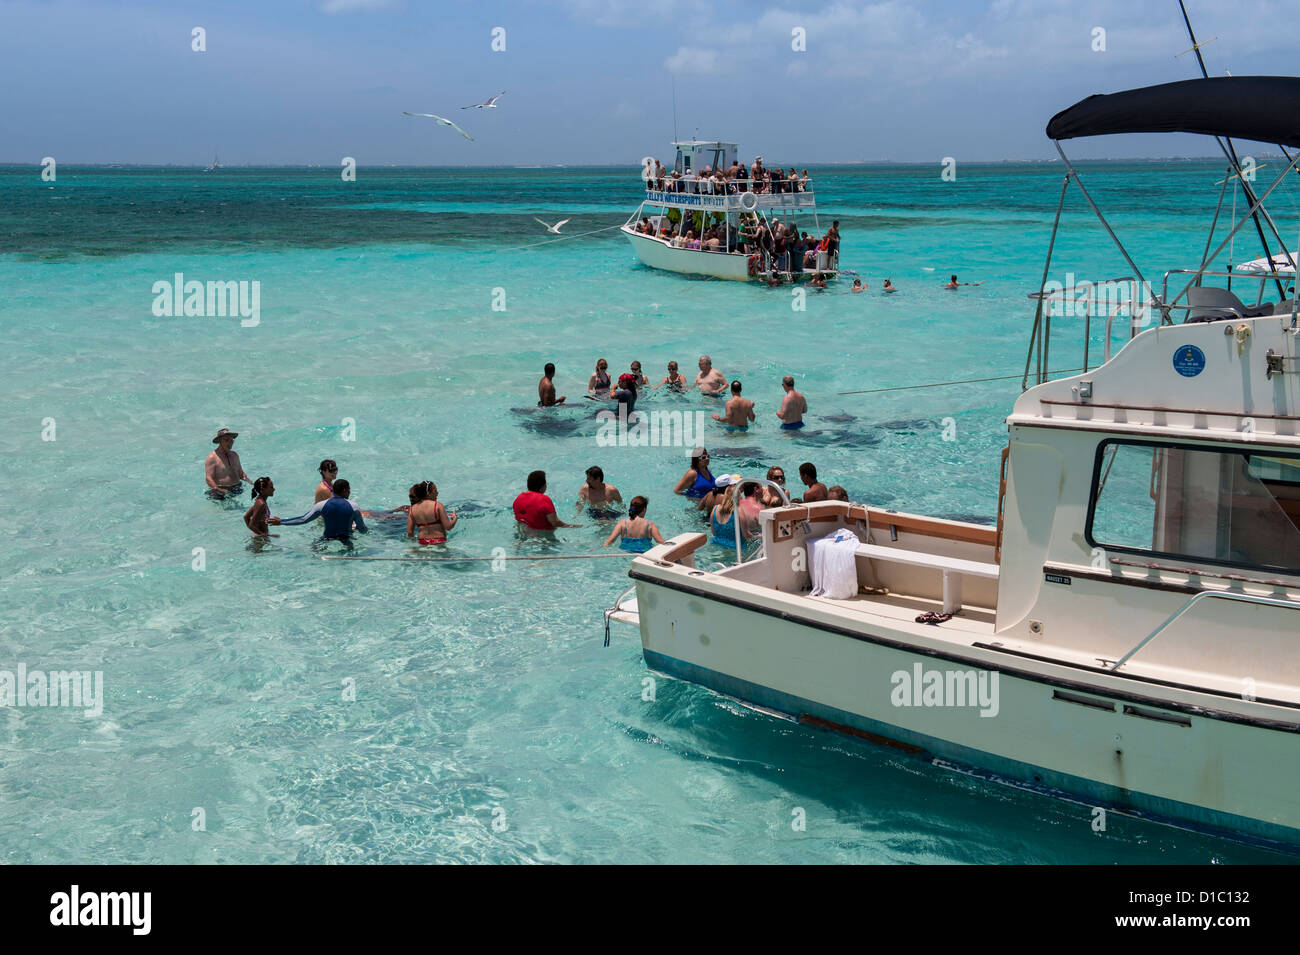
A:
604,496,665,553
405,480,458,545
588,359,611,398
314,460,338,503
244,477,278,537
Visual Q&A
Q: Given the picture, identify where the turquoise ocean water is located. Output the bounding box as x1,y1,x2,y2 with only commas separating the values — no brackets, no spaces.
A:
2,161,1298,863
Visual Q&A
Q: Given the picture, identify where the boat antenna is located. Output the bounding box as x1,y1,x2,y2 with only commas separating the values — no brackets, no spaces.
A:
671,76,678,144
1177,0,1291,294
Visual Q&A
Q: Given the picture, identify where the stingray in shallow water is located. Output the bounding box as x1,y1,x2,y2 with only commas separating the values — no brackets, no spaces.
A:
820,413,858,423
709,446,765,458
876,417,933,432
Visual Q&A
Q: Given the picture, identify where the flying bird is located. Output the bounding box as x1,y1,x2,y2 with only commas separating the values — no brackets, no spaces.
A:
402,112,474,141
533,217,571,234
462,92,506,109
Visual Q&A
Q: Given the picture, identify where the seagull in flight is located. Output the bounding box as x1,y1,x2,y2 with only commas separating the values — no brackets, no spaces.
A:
462,92,506,110
534,217,571,234
402,112,474,141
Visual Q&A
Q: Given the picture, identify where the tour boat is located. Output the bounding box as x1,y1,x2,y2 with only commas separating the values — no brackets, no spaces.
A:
608,77,1300,848
623,141,838,282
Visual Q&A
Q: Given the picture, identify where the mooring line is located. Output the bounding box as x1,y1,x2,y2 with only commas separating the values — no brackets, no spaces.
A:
495,223,626,253
838,368,1084,396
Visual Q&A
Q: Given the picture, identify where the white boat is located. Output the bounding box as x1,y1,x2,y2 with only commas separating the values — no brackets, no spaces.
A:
610,76,1300,848
624,141,838,282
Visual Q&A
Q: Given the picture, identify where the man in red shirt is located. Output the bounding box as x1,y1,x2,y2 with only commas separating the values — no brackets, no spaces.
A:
513,470,580,533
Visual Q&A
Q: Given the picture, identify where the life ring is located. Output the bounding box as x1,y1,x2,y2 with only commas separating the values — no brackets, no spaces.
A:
740,192,757,211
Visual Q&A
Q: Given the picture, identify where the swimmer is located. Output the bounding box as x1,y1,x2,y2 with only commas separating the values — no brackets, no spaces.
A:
629,361,650,390
775,374,807,430
273,478,368,541
882,278,897,292
674,446,716,499
577,465,623,509
588,359,611,399
406,480,457,544
315,459,338,503
655,360,689,392
612,374,638,417
244,477,278,537
809,272,827,289
828,485,849,502
513,470,580,533
604,496,666,553
709,475,743,546
851,278,864,293
538,363,566,406
797,462,829,503
712,379,755,432
694,355,728,397
945,274,985,289
759,465,788,508
205,428,250,498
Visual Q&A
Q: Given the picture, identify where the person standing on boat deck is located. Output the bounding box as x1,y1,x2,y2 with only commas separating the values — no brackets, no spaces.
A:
205,428,251,499
751,157,764,193
538,363,566,406
713,380,756,432
824,220,841,263
588,359,611,398
578,465,623,510
274,479,368,542
797,462,829,503
513,470,580,533
314,460,338,503
776,375,807,430
694,355,728,396
656,361,688,392
773,224,789,272
675,447,716,499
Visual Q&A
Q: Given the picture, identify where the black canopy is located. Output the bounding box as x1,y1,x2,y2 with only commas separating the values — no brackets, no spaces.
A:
1047,76,1300,149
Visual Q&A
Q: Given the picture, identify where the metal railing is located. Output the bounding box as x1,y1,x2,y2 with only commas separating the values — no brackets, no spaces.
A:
1025,276,1141,379
1110,590,1300,672
641,176,814,197
1160,268,1299,323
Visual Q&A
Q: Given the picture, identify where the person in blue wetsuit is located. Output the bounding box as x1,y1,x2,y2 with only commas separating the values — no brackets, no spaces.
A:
274,479,368,541
674,446,716,499
604,496,666,553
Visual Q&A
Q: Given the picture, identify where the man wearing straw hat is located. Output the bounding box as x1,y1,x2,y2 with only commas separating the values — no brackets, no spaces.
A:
204,427,251,499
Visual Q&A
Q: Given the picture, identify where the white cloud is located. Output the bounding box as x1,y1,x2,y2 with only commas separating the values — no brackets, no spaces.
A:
664,46,721,74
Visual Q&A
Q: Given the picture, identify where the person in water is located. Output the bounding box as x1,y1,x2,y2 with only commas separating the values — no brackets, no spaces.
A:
205,428,251,499
244,477,277,537
513,470,580,533
578,466,622,509
612,374,638,417
797,462,829,503
315,460,338,503
712,379,755,432
629,361,650,390
851,278,864,293
775,374,807,430
828,485,849,502
604,496,666,553
656,360,688,392
588,359,611,399
274,478,368,542
694,355,728,396
674,447,716,499
406,480,457,544
758,465,788,508
538,363,566,406
882,278,897,292
944,274,985,289
709,475,743,546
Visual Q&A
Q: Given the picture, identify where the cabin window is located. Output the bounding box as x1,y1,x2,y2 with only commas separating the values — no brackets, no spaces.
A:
1086,440,1300,574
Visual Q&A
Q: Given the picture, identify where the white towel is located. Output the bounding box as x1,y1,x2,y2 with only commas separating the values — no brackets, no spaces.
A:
809,528,861,599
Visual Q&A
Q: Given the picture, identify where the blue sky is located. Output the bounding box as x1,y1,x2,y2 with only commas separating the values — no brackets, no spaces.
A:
1,0,1294,164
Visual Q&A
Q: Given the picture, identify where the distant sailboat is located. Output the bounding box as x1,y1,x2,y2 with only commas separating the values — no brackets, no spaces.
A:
204,151,222,172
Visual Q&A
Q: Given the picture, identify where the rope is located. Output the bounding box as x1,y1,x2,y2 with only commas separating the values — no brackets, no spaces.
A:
838,368,1084,396
321,553,631,562
495,223,626,253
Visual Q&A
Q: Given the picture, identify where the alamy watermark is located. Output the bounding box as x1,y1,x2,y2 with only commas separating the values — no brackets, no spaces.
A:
890,662,999,717
151,272,261,327
0,664,104,717
596,408,711,448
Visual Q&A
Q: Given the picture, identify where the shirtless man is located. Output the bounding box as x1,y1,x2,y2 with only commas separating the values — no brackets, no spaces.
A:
204,428,251,498
797,461,829,503
656,360,688,392
944,274,985,289
712,380,755,432
577,465,623,510
694,355,728,396
538,363,566,406
775,375,807,430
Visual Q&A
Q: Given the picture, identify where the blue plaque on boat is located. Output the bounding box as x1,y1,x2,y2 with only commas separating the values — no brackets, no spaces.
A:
1172,344,1206,378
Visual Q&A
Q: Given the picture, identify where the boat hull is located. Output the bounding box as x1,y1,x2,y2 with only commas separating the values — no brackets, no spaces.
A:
623,228,753,280
631,569,1300,848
